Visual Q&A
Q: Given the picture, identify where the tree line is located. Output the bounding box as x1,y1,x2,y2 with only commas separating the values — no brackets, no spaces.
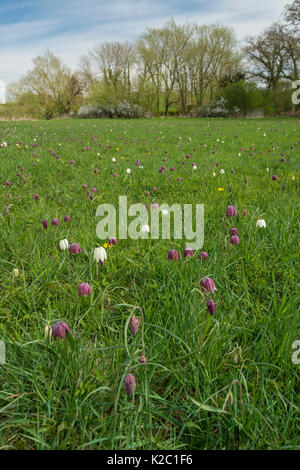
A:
1,0,299,119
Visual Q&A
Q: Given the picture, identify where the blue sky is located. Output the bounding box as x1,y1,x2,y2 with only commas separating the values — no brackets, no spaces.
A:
0,0,289,96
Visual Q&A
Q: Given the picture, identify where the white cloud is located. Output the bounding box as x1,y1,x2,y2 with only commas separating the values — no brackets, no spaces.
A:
0,1,33,15
0,0,288,84
0,19,59,44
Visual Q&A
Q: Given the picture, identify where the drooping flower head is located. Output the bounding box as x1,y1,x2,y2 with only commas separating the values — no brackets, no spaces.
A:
124,374,135,396
201,277,215,293
78,283,92,297
109,237,118,245
229,228,238,236
59,239,69,250
69,243,82,255
183,248,193,258
94,247,107,265
51,321,71,341
168,249,179,260
199,251,209,261
52,218,59,226
256,219,266,228
207,299,216,316
42,219,48,229
129,316,139,335
141,224,150,234
230,235,240,245
226,206,237,217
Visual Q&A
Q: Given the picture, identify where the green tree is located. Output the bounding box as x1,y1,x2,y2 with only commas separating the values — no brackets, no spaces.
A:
7,51,82,118
221,80,264,114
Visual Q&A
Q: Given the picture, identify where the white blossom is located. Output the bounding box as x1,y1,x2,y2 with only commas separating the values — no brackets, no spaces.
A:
59,239,69,250
256,219,266,228
141,224,150,233
94,247,107,265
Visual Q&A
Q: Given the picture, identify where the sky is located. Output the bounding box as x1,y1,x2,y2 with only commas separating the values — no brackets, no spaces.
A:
0,0,290,102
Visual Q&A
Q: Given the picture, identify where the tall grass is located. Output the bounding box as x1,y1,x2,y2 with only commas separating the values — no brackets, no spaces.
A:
0,118,299,450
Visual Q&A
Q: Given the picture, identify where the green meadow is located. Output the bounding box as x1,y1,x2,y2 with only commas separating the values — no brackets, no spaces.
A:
0,117,299,450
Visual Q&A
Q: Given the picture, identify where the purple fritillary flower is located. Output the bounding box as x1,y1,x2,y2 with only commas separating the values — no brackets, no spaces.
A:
69,243,82,255
207,299,216,316
226,206,237,217
129,316,139,335
124,374,135,396
230,235,240,245
52,321,71,341
78,283,92,297
229,228,238,236
168,249,179,260
42,219,48,229
183,248,193,258
201,278,215,293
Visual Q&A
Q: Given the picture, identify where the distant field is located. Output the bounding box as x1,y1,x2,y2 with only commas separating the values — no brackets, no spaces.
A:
0,118,299,450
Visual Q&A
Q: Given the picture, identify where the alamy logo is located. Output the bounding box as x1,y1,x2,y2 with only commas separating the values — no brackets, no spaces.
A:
292,80,300,105
292,340,300,365
0,341,5,364
96,196,204,250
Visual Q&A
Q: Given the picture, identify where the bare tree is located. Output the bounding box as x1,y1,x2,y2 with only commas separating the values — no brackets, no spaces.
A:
187,25,241,108
244,25,287,91
137,21,240,115
88,41,135,98
245,23,299,85
282,31,300,81
7,51,82,116
78,55,97,91
285,0,300,26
